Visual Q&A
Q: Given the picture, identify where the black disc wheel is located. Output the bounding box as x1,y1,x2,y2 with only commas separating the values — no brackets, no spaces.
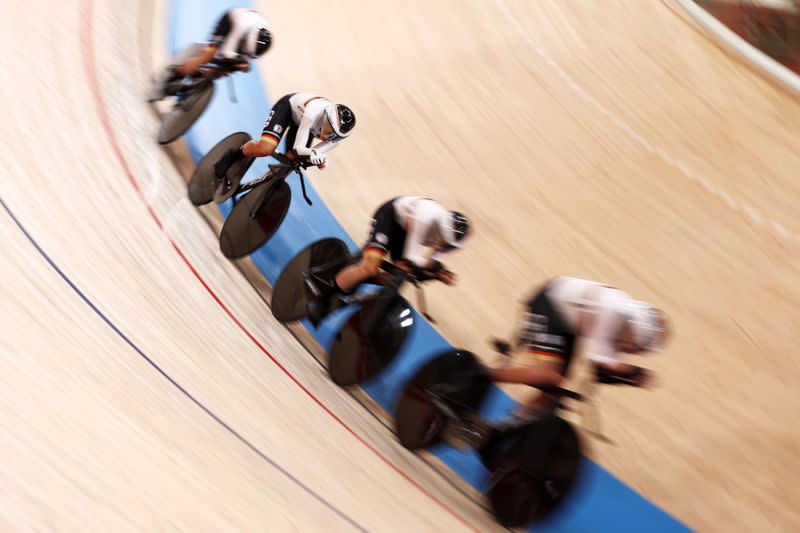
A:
270,238,350,323
489,419,582,527
157,81,215,145
187,132,253,206
394,349,492,449
219,180,291,259
328,294,413,386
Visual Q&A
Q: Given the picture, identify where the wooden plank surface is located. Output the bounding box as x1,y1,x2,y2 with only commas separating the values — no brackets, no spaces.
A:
257,1,800,530
2,0,798,531
0,1,500,530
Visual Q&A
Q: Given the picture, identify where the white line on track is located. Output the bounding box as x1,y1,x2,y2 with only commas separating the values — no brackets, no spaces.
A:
495,0,800,243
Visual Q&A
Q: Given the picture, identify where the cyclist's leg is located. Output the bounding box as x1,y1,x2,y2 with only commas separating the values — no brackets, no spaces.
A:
336,199,402,292
307,251,370,327
214,94,294,178
149,45,214,101
335,253,383,293
242,93,296,158
478,288,576,466
308,199,403,326
513,286,577,415
488,364,564,393
179,11,230,76
176,45,217,77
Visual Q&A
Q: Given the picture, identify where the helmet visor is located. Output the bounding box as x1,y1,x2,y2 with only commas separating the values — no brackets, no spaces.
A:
325,104,355,138
320,116,338,141
618,304,670,353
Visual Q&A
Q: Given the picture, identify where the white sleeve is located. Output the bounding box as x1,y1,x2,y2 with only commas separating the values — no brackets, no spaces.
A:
583,302,623,364
292,113,315,156
584,338,619,365
312,138,341,155
402,215,431,266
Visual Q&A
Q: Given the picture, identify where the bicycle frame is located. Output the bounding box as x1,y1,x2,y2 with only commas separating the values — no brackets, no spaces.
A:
235,154,313,219
174,62,236,106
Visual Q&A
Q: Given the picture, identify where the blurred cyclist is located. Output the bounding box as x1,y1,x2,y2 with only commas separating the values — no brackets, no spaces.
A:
492,277,670,418
473,277,671,463
149,8,271,101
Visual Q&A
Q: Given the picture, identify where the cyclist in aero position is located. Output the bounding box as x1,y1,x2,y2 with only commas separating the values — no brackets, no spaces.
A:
149,8,272,101
475,277,671,460
516,277,669,383
450,277,670,464
213,92,356,178
307,196,471,326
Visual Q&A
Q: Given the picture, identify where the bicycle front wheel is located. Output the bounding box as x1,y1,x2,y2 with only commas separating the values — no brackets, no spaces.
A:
219,180,291,259
489,418,583,527
328,294,412,386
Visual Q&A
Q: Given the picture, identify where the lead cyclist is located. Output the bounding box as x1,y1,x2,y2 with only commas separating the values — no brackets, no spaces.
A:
148,7,272,102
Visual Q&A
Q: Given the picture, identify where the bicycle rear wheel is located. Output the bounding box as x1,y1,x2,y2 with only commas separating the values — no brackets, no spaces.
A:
488,419,582,527
328,293,412,386
187,132,253,206
157,81,215,144
219,180,291,259
395,349,492,449
271,238,350,322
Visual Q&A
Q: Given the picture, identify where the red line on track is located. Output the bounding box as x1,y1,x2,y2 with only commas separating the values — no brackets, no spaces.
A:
79,1,477,530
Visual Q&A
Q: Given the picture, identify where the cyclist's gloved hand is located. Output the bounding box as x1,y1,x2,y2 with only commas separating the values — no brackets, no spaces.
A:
309,149,326,167
215,56,248,70
423,260,456,285
412,263,438,281
594,363,652,388
437,268,456,286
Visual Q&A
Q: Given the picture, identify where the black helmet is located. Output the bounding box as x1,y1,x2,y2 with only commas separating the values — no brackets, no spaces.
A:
242,26,272,57
254,27,272,56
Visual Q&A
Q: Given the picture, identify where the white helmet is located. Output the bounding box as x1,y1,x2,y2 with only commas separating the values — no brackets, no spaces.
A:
615,299,670,352
438,210,471,249
324,103,356,138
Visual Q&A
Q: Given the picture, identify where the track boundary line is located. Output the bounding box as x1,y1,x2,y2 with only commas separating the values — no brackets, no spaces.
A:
80,0,478,529
0,197,366,532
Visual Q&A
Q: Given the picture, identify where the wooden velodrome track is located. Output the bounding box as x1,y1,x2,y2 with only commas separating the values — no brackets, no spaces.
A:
1,0,798,530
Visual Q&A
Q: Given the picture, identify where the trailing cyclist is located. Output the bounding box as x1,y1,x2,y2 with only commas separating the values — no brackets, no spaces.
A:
478,277,671,462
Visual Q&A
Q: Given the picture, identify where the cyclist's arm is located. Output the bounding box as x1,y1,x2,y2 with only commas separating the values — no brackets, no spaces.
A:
402,218,434,268
311,138,341,155
587,339,644,374
583,301,651,386
179,45,218,76
584,337,619,365
584,314,652,386
216,18,248,60
582,301,623,366
291,113,316,156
